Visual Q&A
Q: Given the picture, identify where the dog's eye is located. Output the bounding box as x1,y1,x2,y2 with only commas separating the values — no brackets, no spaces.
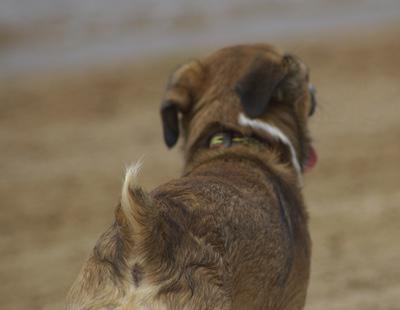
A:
308,84,317,117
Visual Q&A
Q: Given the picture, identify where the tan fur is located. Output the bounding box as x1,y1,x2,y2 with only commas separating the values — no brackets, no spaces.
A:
67,44,316,309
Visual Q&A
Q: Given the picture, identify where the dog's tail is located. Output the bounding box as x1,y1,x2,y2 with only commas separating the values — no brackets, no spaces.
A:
117,162,159,252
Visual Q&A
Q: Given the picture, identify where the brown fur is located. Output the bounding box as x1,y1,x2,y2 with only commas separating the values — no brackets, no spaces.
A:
67,44,316,309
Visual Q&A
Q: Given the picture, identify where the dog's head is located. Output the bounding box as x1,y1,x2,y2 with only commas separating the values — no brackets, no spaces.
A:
161,44,317,173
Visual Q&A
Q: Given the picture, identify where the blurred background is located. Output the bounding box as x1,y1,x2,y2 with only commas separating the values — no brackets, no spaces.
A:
1,1,399,309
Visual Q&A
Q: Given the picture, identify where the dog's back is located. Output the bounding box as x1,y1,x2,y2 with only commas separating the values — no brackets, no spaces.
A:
149,157,310,309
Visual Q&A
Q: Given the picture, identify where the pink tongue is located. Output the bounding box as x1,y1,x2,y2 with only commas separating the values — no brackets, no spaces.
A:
304,146,318,173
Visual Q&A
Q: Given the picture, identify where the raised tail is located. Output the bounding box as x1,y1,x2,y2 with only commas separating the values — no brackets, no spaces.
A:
117,162,159,248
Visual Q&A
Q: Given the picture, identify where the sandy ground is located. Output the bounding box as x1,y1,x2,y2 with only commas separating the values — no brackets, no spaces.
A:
1,24,400,309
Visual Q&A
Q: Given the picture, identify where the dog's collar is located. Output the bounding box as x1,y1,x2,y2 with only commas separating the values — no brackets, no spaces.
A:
207,114,303,186
209,131,265,149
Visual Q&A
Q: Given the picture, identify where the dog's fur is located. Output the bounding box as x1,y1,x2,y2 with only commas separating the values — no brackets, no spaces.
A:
67,44,316,310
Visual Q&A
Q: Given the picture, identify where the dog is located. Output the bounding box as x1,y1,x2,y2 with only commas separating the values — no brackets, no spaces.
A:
67,44,318,310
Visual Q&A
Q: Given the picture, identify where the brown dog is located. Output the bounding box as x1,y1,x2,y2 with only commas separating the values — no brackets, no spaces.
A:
67,44,317,310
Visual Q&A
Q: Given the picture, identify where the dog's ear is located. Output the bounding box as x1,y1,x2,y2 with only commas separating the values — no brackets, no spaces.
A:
161,102,180,148
160,61,204,148
235,57,287,118
277,54,311,107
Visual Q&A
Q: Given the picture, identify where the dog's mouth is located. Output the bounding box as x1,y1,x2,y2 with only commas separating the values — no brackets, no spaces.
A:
304,145,318,173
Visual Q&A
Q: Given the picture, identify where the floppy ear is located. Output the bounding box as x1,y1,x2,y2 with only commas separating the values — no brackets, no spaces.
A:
160,61,204,148
235,57,287,118
277,54,310,104
161,101,180,148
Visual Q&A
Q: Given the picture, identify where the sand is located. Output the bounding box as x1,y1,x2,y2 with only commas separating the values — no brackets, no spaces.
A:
1,24,399,309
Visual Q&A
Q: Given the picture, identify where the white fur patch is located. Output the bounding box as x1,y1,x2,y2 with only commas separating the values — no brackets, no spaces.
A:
124,161,143,186
121,160,143,223
238,113,302,184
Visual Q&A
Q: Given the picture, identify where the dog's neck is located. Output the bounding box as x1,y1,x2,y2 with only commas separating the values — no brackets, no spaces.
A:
183,113,303,186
